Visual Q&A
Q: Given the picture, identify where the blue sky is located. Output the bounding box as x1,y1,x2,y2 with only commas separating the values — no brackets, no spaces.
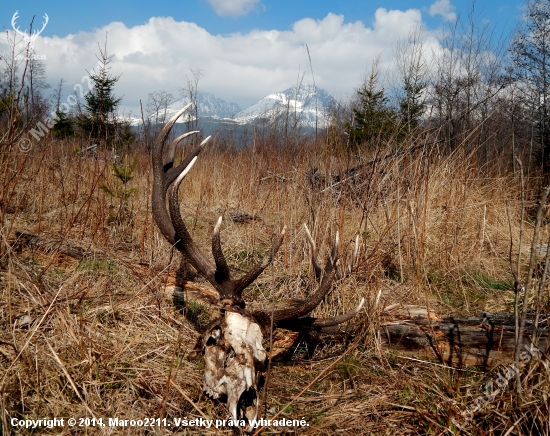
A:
2,0,521,38
0,0,525,115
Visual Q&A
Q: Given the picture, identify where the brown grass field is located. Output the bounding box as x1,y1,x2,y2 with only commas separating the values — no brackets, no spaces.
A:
1,131,549,435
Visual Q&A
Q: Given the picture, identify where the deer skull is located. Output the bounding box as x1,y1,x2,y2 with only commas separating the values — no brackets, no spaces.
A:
151,103,364,430
203,311,267,424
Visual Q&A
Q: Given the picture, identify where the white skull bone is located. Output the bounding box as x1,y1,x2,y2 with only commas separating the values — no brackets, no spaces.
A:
203,310,267,427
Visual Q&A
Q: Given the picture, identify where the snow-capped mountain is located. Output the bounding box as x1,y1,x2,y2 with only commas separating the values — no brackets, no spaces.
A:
166,92,241,119
128,85,336,134
126,92,241,126
234,84,335,128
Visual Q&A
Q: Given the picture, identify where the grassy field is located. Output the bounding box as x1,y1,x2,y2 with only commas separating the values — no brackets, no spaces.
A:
0,131,549,435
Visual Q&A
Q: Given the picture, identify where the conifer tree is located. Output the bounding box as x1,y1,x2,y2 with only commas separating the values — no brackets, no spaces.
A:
79,41,122,142
345,63,397,148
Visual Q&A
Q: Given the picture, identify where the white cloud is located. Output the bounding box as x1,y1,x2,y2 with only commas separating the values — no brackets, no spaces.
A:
0,9,443,115
205,0,260,17
429,0,456,22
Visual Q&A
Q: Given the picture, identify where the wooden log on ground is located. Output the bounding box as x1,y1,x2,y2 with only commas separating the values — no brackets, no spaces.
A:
13,231,108,261
11,231,139,264
381,305,548,367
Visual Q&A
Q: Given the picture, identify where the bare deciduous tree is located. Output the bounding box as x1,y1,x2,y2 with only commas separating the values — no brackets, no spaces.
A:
146,90,174,131
510,0,550,174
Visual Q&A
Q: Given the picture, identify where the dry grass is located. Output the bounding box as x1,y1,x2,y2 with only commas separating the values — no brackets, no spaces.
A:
0,133,549,435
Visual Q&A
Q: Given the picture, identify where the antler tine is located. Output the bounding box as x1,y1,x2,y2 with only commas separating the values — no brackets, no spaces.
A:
212,219,287,297
165,135,209,189
271,267,337,322
336,234,360,279
168,135,210,184
151,104,208,245
304,225,340,278
164,130,200,170
276,298,365,332
331,231,340,261
212,216,231,282
152,102,194,172
348,234,360,275
304,224,323,279
325,230,339,273
40,13,49,32
233,226,286,297
11,11,19,28
168,157,217,282
275,228,341,321
269,227,364,331
309,298,364,327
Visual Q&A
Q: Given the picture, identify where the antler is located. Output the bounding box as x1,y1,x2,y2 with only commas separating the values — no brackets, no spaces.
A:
152,104,363,325
11,11,49,39
152,105,365,429
152,103,285,307
11,11,27,38
265,226,364,333
35,13,49,36
304,224,359,280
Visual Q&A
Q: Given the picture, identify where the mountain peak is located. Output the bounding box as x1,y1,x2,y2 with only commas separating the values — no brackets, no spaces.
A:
172,92,242,119
127,86,336,130
234,85,335,128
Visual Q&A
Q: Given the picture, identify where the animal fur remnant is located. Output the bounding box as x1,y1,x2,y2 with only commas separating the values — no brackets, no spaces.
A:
151,103,364,431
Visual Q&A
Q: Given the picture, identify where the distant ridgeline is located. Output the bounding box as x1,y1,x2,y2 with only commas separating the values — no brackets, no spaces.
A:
133,85,337,142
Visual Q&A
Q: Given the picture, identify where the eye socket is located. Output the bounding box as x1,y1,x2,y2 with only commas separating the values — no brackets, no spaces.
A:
205,327,222,346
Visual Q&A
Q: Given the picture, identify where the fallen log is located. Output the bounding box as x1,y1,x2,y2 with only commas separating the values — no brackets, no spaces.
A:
381,306,548,367
11,231,139,264
13,231,108,261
